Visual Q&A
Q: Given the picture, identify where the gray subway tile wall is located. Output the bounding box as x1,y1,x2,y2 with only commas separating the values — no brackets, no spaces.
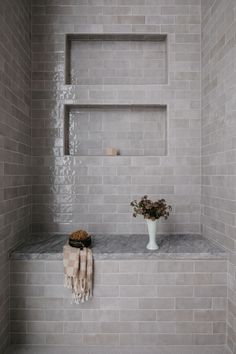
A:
201,0,236,352
0,0,31,352
0,0,235,353
31,0,201,235
68,36,167,85
67,105,167,156
10,258,228,352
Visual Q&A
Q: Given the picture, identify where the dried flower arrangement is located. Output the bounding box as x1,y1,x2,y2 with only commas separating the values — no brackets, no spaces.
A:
130,195,172,221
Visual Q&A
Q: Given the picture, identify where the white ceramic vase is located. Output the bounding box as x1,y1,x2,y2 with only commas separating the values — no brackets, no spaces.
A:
146,219,159,250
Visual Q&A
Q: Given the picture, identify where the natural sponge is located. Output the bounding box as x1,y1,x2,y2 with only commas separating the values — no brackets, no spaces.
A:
69,230,89,241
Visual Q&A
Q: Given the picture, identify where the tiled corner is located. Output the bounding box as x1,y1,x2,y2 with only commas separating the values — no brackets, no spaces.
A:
0,0,31,352
201,0,236,352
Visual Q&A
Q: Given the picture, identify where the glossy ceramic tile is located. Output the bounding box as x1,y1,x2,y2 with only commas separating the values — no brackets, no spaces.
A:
31,0,201,235
67,34,167,85
9,256,227,351
67,105,167,156
5,344,231,354
0,0,31,352
201,1,236,352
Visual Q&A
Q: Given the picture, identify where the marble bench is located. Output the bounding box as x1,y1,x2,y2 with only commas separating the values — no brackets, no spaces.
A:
8,234,230,354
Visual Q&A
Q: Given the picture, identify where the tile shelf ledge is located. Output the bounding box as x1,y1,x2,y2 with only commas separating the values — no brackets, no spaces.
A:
10,234,227,261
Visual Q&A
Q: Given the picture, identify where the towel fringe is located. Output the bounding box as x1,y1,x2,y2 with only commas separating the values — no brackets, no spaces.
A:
63,245,93,304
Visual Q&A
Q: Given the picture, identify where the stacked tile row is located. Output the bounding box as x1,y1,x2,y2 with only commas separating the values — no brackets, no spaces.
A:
201,1,236,352
11,260,227,353
0,0,31,352
10,258,227,353
31,0,202,235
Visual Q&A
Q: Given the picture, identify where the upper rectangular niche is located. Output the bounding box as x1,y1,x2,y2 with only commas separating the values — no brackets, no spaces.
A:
64,104,167,157
65,34,167,85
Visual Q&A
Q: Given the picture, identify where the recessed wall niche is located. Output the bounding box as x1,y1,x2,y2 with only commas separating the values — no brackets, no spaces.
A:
64,105,167,157
65,34,167,85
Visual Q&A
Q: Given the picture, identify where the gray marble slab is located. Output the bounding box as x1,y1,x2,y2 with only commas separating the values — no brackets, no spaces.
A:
10,234,227,260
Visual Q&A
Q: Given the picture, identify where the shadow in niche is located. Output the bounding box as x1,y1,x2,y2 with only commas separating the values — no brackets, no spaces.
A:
65,33,168,86
64,104,168,157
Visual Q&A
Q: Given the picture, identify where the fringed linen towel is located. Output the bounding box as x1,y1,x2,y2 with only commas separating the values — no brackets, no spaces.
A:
63,245,93,304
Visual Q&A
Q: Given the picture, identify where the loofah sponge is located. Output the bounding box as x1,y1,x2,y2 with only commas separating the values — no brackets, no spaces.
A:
69,230,89,241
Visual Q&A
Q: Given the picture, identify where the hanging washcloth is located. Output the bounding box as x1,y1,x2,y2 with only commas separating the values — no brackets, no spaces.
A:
63,244,93,304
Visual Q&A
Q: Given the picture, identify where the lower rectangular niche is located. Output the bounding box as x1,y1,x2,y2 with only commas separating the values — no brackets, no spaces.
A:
65,105,167,156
